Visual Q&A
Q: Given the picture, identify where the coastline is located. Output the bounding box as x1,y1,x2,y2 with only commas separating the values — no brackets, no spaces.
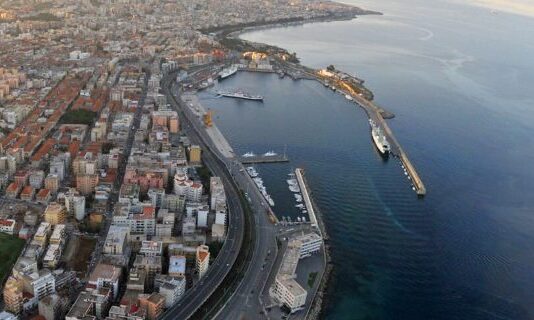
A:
200,8,377,319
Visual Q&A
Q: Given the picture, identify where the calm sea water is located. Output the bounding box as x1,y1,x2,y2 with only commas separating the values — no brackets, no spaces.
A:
202,1,534,319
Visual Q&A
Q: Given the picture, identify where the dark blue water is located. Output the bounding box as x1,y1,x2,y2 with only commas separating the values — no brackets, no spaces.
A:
201,1,534,319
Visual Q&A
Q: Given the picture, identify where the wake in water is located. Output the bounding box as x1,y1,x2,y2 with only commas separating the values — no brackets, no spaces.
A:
367,176,427,240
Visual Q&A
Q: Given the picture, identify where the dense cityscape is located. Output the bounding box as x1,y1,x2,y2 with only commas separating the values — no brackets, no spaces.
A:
0,1,374,320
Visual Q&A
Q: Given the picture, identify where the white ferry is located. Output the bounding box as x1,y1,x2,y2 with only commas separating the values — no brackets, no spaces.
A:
369,119,391,157
219,65,238,80
217,89,263,101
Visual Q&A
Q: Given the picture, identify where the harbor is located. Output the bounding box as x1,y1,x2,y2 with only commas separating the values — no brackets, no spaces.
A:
208,60,426,196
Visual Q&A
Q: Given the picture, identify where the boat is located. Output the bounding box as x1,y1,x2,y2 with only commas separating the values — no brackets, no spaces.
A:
287,178,298,185
219,65,238,80
217,89,263,101
246,166,258,178
297,217,302,222
289,184,300,193
295,204,305,209
369,119,391,157
294,194,303,202
265,195,275,207
263,151,277,157
242,152,255,157
330,86,336,91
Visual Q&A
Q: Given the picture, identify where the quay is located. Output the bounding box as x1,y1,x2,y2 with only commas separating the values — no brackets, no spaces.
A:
295,168,320,232
329,80,426,196
272,61,426,196
239,154,289,164
348,91,426,196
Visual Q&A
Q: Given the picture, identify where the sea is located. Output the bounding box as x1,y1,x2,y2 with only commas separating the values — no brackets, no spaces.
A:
199,0,534,319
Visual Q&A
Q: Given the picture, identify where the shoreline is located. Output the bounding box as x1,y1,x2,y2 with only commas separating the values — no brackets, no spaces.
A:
202,11,370,320
198,5,424,317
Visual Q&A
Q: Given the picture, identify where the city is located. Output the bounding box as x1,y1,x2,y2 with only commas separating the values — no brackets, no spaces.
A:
0,1,358,319
2,1,533,320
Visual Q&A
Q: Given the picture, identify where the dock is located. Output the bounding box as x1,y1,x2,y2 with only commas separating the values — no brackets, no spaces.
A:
295,168,320,233
341,84,427,196
239,154,289,164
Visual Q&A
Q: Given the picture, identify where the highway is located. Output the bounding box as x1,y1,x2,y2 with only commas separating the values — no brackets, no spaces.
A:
159,74,247,320
173,73,280,319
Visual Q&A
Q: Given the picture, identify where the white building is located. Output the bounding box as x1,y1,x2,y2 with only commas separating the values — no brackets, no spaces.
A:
295,233,322,258
65,193,86,221
26,269,56,300
186,203,209,228
103,226,129,255
270,232,323,313
87,263,121,300
139,241,163,257
154,274,186,308
0,219,16,235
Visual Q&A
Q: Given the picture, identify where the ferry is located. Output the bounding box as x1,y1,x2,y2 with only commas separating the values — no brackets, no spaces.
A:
219,65,238,80
263,151,277,157
217,89,263,101
369,119,390,157
242,152,255,157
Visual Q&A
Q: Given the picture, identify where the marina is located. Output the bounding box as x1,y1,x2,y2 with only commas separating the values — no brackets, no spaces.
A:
246,166,275,207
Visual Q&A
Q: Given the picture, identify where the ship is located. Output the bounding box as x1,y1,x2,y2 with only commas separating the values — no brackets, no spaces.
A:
217,89,263,101
369,119,390,156
219,65,238,80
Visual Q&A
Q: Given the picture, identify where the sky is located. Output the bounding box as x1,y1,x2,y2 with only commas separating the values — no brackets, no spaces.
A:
462,0,534,17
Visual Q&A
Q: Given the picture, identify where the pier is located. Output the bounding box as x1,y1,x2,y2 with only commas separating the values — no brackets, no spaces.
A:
295,168,320,233
341,84,427,196
239,154,289,164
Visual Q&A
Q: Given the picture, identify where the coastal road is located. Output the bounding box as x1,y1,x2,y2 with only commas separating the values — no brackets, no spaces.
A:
159,74,246,320
173,78,280,320
162,71,279,320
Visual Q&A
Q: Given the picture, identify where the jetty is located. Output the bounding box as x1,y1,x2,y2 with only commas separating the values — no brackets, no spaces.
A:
295,168,320,232
239,154,289,164
340,83,426,196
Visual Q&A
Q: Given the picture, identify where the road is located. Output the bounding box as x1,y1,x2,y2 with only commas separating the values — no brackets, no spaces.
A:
90,65,151,278
168,72,280,320
159,73,247,320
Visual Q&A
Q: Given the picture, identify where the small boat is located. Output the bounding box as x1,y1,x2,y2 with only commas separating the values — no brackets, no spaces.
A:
345,94,353,101
289,185,300,193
